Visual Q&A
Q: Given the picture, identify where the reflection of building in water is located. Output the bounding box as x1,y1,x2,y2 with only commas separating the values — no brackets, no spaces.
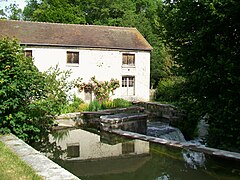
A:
50,129,149,160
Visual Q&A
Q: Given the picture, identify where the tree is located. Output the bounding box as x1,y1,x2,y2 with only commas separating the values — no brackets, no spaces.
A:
162,0,240,151
0,38,74,143
0,3,23,20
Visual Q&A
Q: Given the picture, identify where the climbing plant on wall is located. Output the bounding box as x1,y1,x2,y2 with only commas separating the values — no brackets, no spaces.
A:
76,76,120,102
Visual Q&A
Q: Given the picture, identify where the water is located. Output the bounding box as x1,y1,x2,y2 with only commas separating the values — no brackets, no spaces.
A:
32,128,240,180
147,122,186,142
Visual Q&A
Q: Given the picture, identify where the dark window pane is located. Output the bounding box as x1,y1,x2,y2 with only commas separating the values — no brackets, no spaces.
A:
67,51,79,64
67,144,80,158
122,77,127,87
25,50,32,58
122,141,134,154
122,54,135,66
129,77,135,87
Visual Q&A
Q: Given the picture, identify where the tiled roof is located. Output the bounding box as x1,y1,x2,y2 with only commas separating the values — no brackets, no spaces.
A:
0,20,152,51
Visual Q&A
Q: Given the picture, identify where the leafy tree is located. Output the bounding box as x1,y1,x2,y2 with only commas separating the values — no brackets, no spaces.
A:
23,0,86,23
0,3,23,20
0,38,74,143
5,3,23,20
162,0,240,151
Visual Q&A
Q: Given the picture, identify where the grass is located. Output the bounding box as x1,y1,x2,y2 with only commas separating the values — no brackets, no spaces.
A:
0,140,42,180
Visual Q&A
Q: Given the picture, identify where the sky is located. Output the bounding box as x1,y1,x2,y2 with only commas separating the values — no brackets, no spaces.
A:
0,0,27,10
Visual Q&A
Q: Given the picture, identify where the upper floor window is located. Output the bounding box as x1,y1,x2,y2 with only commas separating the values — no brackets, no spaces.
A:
67,51,79,64
122,54,135,66
25,50,32,58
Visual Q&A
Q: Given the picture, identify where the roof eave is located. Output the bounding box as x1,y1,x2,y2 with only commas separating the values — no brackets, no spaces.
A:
21,42,153,51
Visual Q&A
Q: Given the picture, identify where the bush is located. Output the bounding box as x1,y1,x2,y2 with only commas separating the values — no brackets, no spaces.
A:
113,98,132,108
101,100,115,109
156,76,185,103
79,103,89,112
78,98,132,112
87,100,102,111
0,38,74,143
62,95,84,113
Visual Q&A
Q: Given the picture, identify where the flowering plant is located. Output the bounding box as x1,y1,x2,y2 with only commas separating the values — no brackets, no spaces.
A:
76,76,120,102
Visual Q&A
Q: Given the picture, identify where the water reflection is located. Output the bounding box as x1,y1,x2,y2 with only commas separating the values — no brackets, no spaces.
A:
182,150,206,170
35,128,240,180
49,128,150,160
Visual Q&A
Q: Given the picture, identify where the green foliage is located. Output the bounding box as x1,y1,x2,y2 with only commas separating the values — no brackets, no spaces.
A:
0,3,23,20
77,98,132,112
101,100,115,109
0,38,73,143
162,0,240,151
42,65,78,115
156,76,185,103
87,100,102,112
0,38,46,141
112,98,132,108
62,95,84,113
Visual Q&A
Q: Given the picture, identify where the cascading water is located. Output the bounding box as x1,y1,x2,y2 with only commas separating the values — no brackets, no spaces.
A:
147,121,207,170
147,121,186,142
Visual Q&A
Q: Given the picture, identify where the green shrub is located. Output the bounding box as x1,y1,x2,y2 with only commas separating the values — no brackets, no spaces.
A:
62,95,84,113
156,76,185,103
101,100,115,109
0,38,75,143
81,98,131,112
79,103,89,112
113,98,132,108
87,100,102,111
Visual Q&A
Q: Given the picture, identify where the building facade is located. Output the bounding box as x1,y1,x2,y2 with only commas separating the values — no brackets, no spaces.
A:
0,20,152,101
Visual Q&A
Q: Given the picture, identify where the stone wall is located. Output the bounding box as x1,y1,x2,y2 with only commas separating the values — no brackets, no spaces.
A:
133,101,186,123
55,106,145,129
100,113,148,134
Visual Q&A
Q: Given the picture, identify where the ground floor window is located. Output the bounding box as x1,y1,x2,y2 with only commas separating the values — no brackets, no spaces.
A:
122,141,135,154
122,76,135,96
67,143,80,158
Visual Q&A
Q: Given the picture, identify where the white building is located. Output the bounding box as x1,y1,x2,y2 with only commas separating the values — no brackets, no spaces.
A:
0,20,152,102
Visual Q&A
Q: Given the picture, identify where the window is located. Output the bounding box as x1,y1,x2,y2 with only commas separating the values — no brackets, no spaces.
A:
128,77,135,87
25,50,32,58
122,76,135,96
122,54,135,66
67,51,79,64
122,141,134,154
122,76,135,87
67,143,80,158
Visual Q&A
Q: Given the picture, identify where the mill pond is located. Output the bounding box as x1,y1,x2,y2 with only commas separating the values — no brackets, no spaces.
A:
32,127,240,180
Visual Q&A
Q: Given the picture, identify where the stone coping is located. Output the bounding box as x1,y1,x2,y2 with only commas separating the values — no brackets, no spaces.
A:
111,129,240,161
100,113,148,123
0,134,80,180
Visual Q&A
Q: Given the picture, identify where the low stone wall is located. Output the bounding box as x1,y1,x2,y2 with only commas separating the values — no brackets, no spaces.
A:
0,134,80,180
100,113,148,134
133,101,186,123
111,129,240,161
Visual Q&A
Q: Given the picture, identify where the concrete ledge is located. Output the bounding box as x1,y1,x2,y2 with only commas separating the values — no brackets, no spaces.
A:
0,134,80,180
111,129,240,161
